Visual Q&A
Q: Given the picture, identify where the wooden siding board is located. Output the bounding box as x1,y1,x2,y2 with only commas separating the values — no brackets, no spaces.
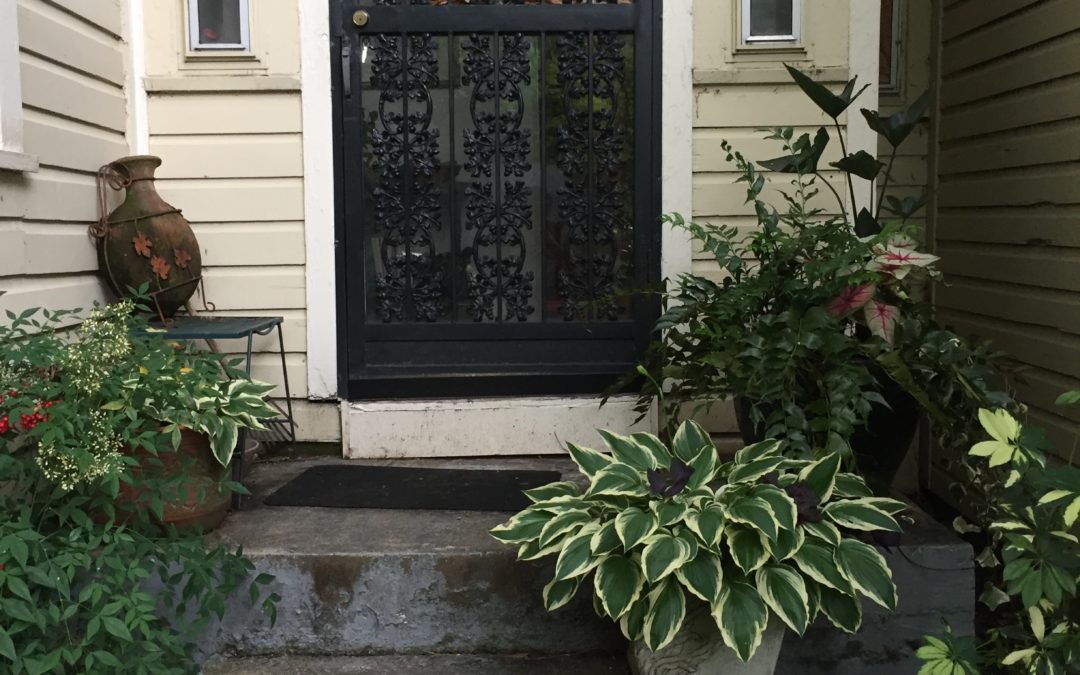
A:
199,267,307,310
693,85,841,128
17,0,125,85
941,33,1080,109
147,94,303,135
942,0,1042,43
936,207,1080,247
191,222,306,266
937,164,1080,208
939,311,1080,380
0,274,110,315
19,54,126,132
939,75,1080,141
155,178,304,222
22,109,127,172
41,0,123,36
939,121,1080,174
937,243,1080,292
150,134,304,179
942,0,1080,75
936,278,1080,335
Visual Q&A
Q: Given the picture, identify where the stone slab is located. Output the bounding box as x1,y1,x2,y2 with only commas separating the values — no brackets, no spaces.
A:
203,653,630,675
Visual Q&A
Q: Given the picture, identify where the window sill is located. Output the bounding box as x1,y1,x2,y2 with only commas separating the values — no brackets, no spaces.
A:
0,149,39,173
145,75,301,93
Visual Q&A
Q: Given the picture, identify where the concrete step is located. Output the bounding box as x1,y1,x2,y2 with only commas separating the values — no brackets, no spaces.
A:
201,458,974,675
203,653,630,675
201,458,623,659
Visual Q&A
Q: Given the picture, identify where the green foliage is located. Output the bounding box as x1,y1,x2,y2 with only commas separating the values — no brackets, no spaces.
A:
919,396,1080,674
0,303,278,673
628,66,1011,468
491,421,907,662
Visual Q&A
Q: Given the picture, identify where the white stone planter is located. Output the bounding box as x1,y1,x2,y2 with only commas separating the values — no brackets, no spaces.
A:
629,607,784,675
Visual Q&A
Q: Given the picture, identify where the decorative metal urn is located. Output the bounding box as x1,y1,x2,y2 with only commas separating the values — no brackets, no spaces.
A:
94,155,202,319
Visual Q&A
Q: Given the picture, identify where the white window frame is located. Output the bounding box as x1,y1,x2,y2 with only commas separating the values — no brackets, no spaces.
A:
0,0,36,172
186,0,251,52
880,0,907,96
741,0,802,45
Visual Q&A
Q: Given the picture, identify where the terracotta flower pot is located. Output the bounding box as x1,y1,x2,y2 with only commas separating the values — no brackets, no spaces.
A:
118,428,231,532
96,155,202,318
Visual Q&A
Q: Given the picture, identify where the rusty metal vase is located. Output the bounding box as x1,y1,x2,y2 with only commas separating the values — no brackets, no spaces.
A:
97,155,202,318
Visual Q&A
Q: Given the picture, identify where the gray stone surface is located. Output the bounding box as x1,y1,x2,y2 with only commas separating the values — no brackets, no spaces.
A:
204,458,973,674
203,653,630,675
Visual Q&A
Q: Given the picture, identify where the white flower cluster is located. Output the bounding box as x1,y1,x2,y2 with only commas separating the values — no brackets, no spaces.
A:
36,410,122,491
61,302,134,395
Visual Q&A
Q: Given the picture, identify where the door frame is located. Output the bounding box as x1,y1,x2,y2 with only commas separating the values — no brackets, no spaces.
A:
299,0,695,400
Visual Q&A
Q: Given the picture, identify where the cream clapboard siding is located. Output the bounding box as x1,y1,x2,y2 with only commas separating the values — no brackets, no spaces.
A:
0,0,127,314
690,0,863,440
141,0,338,442
933,0,1080,455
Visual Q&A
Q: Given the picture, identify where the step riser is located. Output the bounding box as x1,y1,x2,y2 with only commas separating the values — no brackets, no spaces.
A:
204,551,623,657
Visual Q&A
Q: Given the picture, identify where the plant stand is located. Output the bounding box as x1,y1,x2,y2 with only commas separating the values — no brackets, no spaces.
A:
629,607,784,675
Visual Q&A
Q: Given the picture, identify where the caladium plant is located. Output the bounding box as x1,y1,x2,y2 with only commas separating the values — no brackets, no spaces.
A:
492,421,907,661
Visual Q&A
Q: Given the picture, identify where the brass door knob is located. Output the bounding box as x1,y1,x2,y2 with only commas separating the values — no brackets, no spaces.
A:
353,10,370,27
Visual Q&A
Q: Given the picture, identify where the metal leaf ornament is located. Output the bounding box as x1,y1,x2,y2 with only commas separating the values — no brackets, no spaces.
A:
784,64,870,120
647,458,694,498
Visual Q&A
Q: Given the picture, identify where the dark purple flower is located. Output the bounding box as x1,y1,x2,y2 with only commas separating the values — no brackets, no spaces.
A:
784,483,822,524
647,459,695,498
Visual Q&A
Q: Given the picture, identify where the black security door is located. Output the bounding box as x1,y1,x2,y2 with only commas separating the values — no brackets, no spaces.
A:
332,0,660,399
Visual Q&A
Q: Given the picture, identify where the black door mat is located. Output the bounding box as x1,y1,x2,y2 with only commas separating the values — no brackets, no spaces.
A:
263,465,563,512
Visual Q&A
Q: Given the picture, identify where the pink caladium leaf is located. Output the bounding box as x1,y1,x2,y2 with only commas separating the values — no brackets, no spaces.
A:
826,283,876,317
871,246,940,280
864,300,900,344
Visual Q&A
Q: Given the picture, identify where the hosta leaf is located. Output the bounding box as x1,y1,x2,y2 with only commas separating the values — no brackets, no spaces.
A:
729,456,787,484
490,509,555,544
803,521,841,547
644,578,687,652
566,442,612,478
672,420,713,463
726,495,779,542
543,577,581,611
726,526,770,574
835,539,897,611
594,555,645,619
616,508,659,551
591,520,622,555
824,500,902,533
654,500,689,527
685,505,726,547
771,526,805,561
792,540,851,592
599,430,659,471
751,484,798,532
524,482,581,503
554,525,602,581
676,550,724,604
734,439,784,465
756,563,811,635
642,533,694,583
620,596,650,641
714,581,769,662
630,432,674,469
539,511,591,548
833,473,874,499
814,580,863,633
589,463,648,498
686,444,719,490
798,453,842,502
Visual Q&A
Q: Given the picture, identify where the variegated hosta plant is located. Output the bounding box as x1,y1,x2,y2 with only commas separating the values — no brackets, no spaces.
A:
491,421,907,662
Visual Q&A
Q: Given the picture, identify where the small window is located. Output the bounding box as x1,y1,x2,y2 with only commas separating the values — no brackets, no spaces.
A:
742,0,801,44
880,0,905,94
187,0,250,52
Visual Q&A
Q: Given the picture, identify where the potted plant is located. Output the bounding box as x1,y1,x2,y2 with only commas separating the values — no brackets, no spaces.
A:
1,299,278,530
629,66,1010,487
917,394,1080,674
0,299,279,672
491,420,907,673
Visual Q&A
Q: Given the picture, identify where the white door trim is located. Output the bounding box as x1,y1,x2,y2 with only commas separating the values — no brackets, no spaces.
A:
301,0,696,401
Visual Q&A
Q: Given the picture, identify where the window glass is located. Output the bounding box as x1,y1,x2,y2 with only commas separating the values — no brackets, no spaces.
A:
748,0,794,39
193,0,245,48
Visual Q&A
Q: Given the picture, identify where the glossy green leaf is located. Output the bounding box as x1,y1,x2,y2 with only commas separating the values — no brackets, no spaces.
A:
490,509,555,544
599,429,659,470
814,580,863,633
543,577,581,611
726,526,770,574
685,505,726,547
672,420,714,463
524,481,581,503
566,442,612,478
797,452,842,502
554,525,602,581
835,539,897,610
756,563,811,635
615,508,659,551
714,581,769,662
594,555,645,619
642,533,694,583
786,65,870,119
859,89,929,147
676,550,724,604
726,495,779,542
824,499,902,533
830,150,884,181
792,540,851,592
590,520,622,555
589,463,648,498
643,578,687,651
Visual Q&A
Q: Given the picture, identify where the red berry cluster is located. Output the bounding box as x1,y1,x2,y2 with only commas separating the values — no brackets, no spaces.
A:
0,391,55,435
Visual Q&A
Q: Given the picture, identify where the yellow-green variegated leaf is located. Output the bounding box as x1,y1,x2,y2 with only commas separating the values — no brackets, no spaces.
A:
832,473,873,498
734,439,784,465
619,595,650,641
1038,490,1074,506
686,444,721,490
685,505,726,547
676,550,724,604
834,539,897,611
814,580,863,633
643,578,687,651
538,510,591,548
969,440,1013,464
589,463,649,498
543,577,581,611
654,500,689,527
591,520,622,555
490,509,555,544
771,526,805,561
978,408,1020,444
802,521,841,547
594,555,645,620
823,499,902,533
713,581,769,662
598,429,660,471
725,526,770,574
797,453,842,502
517,537,565,561
642,533,694,583
791,540,851,592
1065,497,1080,528
524,481,581,503
630,432,674,469
672,420,714,463
750,484,798,532
616,507,659,551
725,495,779,542
755,563,810,635
553,525,602,581
729,456,787,485
566,442,612,478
